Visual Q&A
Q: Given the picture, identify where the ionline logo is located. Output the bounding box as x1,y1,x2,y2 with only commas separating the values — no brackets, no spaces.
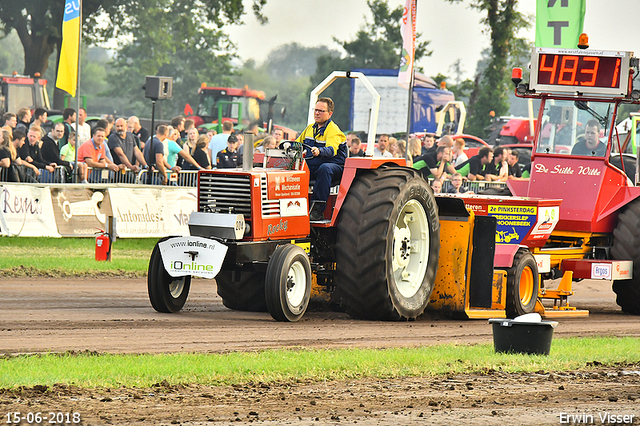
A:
170,260,216,272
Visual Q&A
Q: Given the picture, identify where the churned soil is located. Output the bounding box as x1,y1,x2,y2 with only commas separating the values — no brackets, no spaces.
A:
1,277,639,425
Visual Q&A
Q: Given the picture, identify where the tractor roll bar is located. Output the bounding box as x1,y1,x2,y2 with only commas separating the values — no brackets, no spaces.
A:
308,71,380,157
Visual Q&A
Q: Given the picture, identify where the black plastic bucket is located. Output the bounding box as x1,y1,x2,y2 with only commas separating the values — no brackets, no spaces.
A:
489,318,558,355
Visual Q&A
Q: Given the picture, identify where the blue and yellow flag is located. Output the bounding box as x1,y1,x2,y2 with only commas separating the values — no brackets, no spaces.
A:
56,0,80,96
536,0,586,48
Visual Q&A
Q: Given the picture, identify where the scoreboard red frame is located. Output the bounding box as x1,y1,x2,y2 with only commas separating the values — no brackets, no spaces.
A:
530,47,632,97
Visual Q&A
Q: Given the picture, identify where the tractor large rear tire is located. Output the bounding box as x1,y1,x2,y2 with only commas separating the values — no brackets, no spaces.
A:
335,167,440,320
216,270,267,312
148,238,191,313
611,199,640,314
505,248,539,318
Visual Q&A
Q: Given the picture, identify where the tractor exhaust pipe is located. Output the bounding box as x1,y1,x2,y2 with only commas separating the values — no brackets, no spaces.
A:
243,132,254,171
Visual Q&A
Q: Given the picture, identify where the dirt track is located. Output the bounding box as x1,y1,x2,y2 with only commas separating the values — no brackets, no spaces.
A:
1,277,639,425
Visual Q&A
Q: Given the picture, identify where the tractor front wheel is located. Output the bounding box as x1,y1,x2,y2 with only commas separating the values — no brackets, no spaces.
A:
335,167,440,320
505,248,539,318
265,244,312,322
611,199,640,314
148,238,191,313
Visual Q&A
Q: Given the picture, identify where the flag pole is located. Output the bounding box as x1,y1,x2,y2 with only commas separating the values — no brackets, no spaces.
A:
404,0,416,161
73,0,82,183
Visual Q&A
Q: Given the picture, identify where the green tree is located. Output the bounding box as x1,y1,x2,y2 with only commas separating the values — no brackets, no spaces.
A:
311,0,431,130
0,0,266,109
447,0,530,136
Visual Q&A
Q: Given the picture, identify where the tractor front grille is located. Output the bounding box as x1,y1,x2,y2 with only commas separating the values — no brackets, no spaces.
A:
261,175,280,216
199,174,252,219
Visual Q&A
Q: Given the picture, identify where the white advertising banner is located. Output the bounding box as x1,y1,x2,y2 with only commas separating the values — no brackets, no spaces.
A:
0,185,61,237
107,187,197,238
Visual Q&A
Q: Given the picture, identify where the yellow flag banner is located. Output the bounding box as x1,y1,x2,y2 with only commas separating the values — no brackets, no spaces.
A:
56,0,80,96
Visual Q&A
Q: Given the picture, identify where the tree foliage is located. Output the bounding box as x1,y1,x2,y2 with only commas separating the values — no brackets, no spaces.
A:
311,0,431,130
0,0,266,109
447,0,530,136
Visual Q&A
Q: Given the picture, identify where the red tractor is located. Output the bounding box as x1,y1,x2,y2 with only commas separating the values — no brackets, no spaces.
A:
147,72,565,322
149,72,441,321
507,41,640,314
0,73,50,116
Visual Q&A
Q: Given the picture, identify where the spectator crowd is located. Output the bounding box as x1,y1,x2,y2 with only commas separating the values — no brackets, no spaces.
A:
0,106,522,195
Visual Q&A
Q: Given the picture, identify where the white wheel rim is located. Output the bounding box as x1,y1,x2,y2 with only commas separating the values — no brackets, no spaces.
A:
169,278,185,298
391,199,430,299
286,260,307,309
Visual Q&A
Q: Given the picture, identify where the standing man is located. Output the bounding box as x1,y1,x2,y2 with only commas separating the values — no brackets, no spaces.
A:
32,108,48,128
216,134,242,168
128,116,149,149
15,108,32,134
296,97,346,221
374,134,393,158
208,120,234,160
59,108,76,150
2,112,16,137
144,124,179,185
108,118,146,172
73,107,92,144
273,128,285,145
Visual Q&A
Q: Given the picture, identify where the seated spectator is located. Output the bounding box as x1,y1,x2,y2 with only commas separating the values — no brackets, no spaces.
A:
20,126,56,175
216,134,242,168
95,119,115,162
407,137,422,167
447,173,471,194
191,135,212,169
0,130,19,181
78,127,121,183
395,139,407,159
107,118,146,172
164,126,202,170
452,138,467,167
421,133,436,155
349,136,365,157
431,178,443,194
413,146,456,180
60,132,88,182
456,146,493,181
255,136,277,153
0,129,39,182
388,137,398,156
41,122,74,181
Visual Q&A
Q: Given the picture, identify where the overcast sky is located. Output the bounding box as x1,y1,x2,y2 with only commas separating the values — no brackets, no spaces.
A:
227,0,640,80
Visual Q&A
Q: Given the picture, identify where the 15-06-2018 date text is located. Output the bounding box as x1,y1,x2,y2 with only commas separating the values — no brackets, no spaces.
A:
5,412,81,424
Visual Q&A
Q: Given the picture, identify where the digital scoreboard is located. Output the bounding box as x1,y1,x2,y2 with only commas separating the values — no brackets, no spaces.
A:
530,48,633,97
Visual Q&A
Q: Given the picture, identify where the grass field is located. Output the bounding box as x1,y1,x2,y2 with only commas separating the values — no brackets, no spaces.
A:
0,337,638,389
0,237,157,276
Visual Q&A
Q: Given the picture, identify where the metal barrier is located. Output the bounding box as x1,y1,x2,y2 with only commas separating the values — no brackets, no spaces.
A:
439,179,508,194
1,165,66,183
136,169,199,187
38,166,66,184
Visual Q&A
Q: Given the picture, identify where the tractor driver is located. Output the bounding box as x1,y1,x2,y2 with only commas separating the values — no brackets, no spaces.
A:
571,119,606,156
297,97,347,221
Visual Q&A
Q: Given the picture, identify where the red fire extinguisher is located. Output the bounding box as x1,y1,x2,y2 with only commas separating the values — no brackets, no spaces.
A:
95,231,112,261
